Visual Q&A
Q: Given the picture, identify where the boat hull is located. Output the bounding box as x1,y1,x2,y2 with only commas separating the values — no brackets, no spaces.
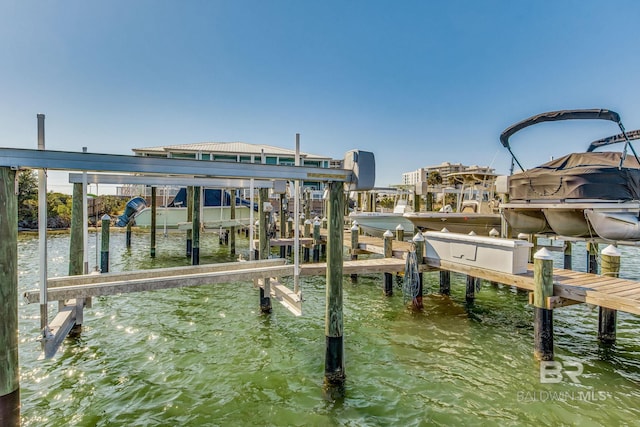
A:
502,202,640,240
502,209,552,235
585,209,640,241
349,212,414,238
403,212,502,235
134,206,252,228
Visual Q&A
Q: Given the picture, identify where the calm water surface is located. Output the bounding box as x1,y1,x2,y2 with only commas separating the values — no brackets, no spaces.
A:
16,232,640,426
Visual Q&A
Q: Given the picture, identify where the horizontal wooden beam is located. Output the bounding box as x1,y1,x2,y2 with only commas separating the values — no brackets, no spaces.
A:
25,264,294,303
45,259,286,289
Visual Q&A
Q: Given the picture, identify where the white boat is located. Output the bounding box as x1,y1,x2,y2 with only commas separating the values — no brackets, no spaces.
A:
500,109,640,241
349,191,415,238
133,205,253,229
124,188,255,229
404,171,502,235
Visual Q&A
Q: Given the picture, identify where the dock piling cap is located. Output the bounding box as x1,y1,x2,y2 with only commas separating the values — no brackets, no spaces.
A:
351,223,359,231
101,214,111,221
412,232,424,242
395,223,404,231
601,244,621,257
383,230,394,238
534,247,553,260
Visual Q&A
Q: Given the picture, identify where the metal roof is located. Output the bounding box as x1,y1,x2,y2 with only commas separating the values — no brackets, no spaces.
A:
132,141,331,160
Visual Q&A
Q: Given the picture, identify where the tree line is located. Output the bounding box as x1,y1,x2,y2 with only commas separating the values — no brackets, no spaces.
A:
18,170,127,229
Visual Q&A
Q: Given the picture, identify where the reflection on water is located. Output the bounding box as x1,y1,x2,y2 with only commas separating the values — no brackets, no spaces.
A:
16,232,640,425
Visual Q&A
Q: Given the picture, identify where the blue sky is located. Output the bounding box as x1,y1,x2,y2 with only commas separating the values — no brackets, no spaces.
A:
2,0,640,192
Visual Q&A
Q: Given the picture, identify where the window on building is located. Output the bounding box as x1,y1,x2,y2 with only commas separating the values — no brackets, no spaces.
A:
213,155,237,162
170,153,197,159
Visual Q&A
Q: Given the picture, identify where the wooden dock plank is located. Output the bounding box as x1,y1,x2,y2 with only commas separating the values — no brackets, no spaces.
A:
588,280,640,293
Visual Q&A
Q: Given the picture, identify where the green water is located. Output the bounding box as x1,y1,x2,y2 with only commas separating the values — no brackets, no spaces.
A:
16,232,640,426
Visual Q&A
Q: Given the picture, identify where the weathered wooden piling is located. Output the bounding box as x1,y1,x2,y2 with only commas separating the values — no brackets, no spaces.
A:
350,223,359,283
383,230,394,296
313,219,321,262
533,248,554,361
192,186,201,265
0,167,20,426
588,242,599,274
37,114,49,332
229,189,236,256
395,224,404,242
303,219,312,262
100,214,110,273
563,241,572,270
125,221,132,249
69,183,84,276
69,182,86,328
528,234,538,264
259,188,271,313
599,245,620,344
465,275,476,303
325,181,345,386
287,216,294,239
186,186,193,257
279,197,287,259
412,232,425,309
150,186,157,258
439,270,451,295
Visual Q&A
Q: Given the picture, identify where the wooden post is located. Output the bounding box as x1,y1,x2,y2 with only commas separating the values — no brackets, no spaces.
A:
287,216,294,239
303,219,311,262
599,245,620,344
413,189,420,212
69,182,86,327
383,230,393,296
533,248,554,361
563,241,572,270
100,214,110,273
0,167,20,426
313,219,321,262
465,275,476,303
259,188,271,313
279,194,286,258
439,270,451,295
230,189,236,256
412,232,424,309
304,190,311,221
350,223,359,283
528,234,538,264
395,224,404,242
69,183,84,276
186,186,193,257
325,181,345,387
125,221,132,249
426,192,433,212
588,242,599,274
150,186,157,258
192,186,201,265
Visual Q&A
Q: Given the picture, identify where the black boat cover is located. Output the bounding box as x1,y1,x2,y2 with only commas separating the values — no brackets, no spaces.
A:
508,151,640,201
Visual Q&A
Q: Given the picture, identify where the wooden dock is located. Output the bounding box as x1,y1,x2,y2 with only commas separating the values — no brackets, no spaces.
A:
24,231,640,316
